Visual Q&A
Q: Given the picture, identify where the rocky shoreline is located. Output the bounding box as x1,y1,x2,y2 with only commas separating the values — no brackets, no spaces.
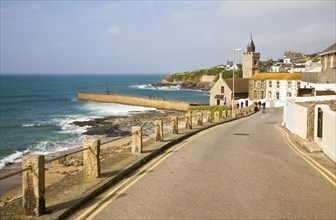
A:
152,81,214,91
71,110,185,137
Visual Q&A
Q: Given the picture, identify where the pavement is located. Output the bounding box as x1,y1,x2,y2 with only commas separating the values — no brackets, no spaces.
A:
70,107,336,220
0,110,254,219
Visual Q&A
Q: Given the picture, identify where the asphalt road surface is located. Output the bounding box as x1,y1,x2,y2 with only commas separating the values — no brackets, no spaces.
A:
72,108,336,219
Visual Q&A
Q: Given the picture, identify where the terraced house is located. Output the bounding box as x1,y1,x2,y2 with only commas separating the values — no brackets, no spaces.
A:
210,74,249,106
249,72,302,101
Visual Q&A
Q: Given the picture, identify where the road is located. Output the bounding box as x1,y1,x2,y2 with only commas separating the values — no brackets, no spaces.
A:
72,108,336,219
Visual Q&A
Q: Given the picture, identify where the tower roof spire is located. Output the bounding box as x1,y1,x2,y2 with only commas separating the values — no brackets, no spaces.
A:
247,33,255,53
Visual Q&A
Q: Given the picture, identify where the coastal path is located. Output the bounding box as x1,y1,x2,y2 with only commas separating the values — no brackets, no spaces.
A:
71,107,336,219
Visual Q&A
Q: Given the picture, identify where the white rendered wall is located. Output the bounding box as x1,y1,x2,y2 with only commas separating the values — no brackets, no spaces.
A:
294,104,308,139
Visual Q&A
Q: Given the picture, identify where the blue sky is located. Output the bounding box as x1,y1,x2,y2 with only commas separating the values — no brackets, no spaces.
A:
1,1,335,74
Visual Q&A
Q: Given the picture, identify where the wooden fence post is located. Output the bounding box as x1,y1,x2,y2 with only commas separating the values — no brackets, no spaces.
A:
197,111,203,126
214,111,220,122
83,138,101,178
154,120,164,142
132,126,142,154
171,116,178,134
22,155,45,216
185,113,192,129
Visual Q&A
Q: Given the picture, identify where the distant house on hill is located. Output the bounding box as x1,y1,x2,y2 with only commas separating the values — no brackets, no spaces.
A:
209,74,249,106
300,43,336,95
249,72,302,101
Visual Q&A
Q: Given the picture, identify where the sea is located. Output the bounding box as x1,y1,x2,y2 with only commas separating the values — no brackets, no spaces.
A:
0,74,209,169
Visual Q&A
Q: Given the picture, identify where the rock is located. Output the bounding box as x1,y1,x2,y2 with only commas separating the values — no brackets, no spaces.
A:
152,81,213,91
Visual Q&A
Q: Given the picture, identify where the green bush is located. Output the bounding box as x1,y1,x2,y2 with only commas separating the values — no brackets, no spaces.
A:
189,105,232,113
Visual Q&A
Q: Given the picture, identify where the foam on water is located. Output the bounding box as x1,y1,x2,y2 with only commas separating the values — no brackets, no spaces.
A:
0,150,30,169
131,84,181,91
82,102,157,116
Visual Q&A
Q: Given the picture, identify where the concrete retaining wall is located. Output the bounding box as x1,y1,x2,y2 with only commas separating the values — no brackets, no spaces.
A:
78,93,191,112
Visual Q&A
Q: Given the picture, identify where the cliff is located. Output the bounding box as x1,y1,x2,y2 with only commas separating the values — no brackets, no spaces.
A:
154,65,242,91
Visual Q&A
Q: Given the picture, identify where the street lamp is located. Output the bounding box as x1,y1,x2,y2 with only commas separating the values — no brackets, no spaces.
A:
232,48,242,109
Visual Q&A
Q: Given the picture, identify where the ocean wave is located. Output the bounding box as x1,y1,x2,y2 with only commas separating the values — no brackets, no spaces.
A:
0,137,84,169
22,123,43,127
0,149,30,169
131,84,181,91
81,102,157,117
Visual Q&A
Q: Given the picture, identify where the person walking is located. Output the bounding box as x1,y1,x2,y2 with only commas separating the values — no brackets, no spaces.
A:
262,102,266,113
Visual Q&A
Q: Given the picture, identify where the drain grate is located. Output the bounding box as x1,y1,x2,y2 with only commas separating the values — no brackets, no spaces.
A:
233,133,250,136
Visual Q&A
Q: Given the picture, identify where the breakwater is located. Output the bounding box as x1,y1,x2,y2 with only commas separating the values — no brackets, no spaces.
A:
77,93,192,112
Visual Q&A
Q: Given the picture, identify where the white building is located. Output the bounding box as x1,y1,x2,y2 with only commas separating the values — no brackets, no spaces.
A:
266,79,301,101
249,72,302,102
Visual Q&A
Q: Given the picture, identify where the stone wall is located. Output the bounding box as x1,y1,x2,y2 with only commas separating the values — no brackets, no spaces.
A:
77,93,191,112
248,79,266,100
305,100,335,141
302,69,336,84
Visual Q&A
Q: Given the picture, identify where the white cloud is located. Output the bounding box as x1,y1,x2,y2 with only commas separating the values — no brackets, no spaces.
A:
105,26,121,36
220,1,332,19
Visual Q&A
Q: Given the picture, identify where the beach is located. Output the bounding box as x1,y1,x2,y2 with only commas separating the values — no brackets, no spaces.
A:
0,109,185,205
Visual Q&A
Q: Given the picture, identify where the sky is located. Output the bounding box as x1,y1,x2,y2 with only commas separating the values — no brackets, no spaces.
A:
0,1,335,74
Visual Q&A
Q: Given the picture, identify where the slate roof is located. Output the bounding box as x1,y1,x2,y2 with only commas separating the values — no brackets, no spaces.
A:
320,43,336,56
223,78,249,93
250,72,302,80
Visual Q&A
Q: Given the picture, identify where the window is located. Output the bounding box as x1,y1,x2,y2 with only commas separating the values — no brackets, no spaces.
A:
254,80,258,88
261,80,265,88
221,86,224,93
276,92,280,99
261,91,264,99
276,81,280,88
254,91,257,99
297,81,301,88
287,92,291,97
268,92,272,99
217,99,220,106
331,56,334,68
287,81,292,88
269,81,272,88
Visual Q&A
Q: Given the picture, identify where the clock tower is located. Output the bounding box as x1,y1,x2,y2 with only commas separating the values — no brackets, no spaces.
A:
242,34,260,78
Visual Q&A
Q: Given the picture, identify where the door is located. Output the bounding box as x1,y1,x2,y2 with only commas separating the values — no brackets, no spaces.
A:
317,108,323,138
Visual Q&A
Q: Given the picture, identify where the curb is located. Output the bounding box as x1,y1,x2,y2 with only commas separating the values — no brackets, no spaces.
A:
55,111,256,219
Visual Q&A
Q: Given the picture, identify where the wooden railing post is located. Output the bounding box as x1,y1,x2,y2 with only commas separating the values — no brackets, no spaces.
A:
154,120,164,142
171,116,178,134
206,111,212,123
214,111,220,122
185,113,192,129
132,126,142,154
222,110,227,119
83,138,101,178
22,155,45,216
197,111,203,126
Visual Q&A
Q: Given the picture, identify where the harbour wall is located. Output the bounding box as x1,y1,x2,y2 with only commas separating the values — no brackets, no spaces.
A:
77,93,192,112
